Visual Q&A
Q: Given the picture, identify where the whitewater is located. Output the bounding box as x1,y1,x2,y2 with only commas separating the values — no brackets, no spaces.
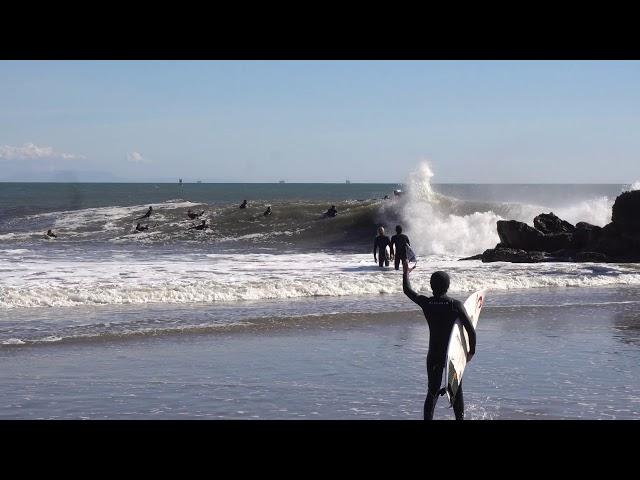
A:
1,164,639,312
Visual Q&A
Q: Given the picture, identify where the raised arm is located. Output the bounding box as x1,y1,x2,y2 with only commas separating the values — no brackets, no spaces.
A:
456,302,476,358
402,268,421,305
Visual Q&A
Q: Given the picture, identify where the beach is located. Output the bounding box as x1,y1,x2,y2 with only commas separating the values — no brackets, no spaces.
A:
1,180,640,419
4,59,640,422
2,285,639,419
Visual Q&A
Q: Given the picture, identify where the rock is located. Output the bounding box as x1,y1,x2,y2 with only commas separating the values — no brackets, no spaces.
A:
496,220,575,252
546,248,578,261
594,223,630,256
481,247,546,263
612,190,640,233
575,251,609,262
573,222,603,249
541,232,574,252
496,220,544,250
458,254,483,261
466,190,639,264
533,212,576,234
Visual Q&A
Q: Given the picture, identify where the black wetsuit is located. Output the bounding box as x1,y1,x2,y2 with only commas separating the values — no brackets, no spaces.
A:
391,233,411,270
137,208,152,220
373,235,391,267
403,273,476,420
240,202,247,209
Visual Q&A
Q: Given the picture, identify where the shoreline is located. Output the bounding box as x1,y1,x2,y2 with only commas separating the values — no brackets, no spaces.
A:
2,285,639,419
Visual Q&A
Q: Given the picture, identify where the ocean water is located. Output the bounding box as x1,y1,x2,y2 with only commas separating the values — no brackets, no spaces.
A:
1,166,639,418
1,168,638,317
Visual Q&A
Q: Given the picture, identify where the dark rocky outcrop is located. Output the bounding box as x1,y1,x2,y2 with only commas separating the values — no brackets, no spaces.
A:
496,220,544,251
573,222,602,249
612,190,640,233
575,251,609,262
460,190,640,263
496,218,574,252
481,248,546,263
458,253,484,261
533,212,575,234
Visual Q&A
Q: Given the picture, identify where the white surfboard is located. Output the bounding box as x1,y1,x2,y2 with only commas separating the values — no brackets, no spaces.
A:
406,245,417,265
384,245,391,261
444,289,486,406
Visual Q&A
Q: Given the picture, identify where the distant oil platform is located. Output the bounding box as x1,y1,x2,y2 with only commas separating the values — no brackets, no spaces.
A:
345,179,351,184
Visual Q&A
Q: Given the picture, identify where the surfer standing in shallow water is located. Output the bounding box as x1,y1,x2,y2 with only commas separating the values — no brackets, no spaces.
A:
391,225,411,271
373,226,391,268
403,266,476,420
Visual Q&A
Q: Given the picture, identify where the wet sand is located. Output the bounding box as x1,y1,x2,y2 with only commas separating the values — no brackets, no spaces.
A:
2,286,639,419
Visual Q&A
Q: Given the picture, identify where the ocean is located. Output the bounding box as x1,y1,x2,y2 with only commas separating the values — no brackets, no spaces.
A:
1,167,639,419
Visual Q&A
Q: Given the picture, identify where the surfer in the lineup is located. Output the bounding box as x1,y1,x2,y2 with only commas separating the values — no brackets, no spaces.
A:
46,229,57,238
135,223,149,232
390,225,410,271
403,266,476,420
187,209,205,219
373,226,391,268
189,220,209,230
136,206,153,220
325,205,338,217
239,200,248,209
263,206,272,216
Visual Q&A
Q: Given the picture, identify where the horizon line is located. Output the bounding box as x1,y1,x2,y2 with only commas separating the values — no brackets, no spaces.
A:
0,181,632,185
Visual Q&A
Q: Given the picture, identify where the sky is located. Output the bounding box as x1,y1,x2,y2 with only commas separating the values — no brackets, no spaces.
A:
0,60,638,183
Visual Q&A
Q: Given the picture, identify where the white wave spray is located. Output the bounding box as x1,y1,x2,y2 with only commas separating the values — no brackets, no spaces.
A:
397,161,625,256
400,162,503,256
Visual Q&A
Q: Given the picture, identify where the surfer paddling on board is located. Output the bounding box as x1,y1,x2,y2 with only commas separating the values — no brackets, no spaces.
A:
373,226,391,268
325,205,338,218
189,220,209,230
403,266,476,420
187,209,205,220
390,225,411,271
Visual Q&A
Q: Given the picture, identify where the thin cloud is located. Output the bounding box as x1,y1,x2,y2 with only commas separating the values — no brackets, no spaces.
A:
0,143,84,160
127,151,150,164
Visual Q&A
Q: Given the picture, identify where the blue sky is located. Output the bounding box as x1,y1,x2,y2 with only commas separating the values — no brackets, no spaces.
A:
1,60,638,183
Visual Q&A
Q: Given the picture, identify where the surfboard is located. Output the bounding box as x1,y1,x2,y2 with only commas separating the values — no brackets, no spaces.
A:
384,245,391,261
406,245,417,264
444,289,486,406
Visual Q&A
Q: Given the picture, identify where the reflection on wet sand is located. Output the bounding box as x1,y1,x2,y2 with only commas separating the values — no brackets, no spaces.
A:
612,311,640,347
